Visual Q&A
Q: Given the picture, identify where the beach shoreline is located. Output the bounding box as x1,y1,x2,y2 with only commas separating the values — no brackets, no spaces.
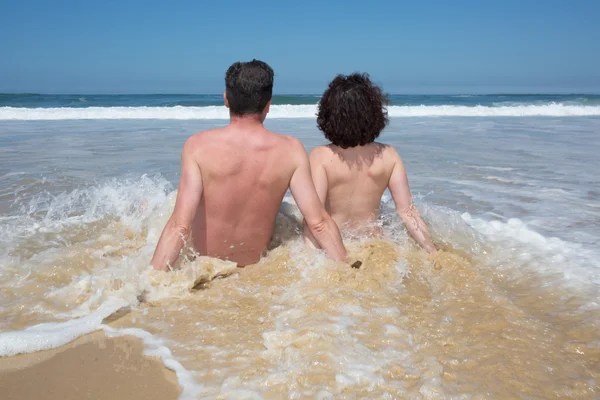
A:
0,331,181,400
1,115,599,397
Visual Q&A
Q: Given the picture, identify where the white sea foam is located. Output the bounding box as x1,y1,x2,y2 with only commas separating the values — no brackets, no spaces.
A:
462,213,600,289
0,297,127,356
103,326,202,400
0,301,201,399
2,114,600,396
0,174,172,254
1,103,600,120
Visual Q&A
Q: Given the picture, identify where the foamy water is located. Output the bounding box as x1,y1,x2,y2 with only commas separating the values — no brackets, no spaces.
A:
2,103,600,120
1,117,599,398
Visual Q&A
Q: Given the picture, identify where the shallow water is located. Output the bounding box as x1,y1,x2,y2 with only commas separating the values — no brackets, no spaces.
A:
1,117,599,398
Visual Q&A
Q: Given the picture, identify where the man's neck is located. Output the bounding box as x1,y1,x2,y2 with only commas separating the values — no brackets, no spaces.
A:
229,113,264,128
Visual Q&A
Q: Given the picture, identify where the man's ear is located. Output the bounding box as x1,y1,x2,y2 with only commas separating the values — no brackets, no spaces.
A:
264,99,272,114
223,92,229,108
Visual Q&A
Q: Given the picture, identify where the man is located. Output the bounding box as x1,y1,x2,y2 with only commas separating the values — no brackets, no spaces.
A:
151,60,347,270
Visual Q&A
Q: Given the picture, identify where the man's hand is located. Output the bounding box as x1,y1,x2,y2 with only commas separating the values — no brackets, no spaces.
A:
151,138,203,271
289,140,347,262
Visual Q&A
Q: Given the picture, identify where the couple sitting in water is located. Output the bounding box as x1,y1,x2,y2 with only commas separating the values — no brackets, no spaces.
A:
151,60,436,271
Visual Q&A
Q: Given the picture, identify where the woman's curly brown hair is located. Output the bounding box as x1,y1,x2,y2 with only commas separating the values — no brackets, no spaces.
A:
317,73,389,148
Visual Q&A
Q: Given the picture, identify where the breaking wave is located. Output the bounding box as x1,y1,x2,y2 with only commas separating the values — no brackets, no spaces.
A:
1,103,600,120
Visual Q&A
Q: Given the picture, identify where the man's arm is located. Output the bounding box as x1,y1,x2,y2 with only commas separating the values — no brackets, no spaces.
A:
388,149,436,253
289,142,347,262
151,139,203,270
302,148,329,248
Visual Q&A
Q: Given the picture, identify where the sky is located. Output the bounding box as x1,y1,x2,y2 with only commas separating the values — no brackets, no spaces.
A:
0,0,599,94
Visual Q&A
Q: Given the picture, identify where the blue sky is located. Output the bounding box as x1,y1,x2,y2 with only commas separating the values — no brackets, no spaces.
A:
0,0,598,94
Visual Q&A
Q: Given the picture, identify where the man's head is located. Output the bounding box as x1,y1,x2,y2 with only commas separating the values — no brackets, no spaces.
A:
224,60,274,119
317,73,389,148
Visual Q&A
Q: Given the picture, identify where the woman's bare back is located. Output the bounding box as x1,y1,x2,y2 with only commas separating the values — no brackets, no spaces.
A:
307,142,436,253
309,142,395,233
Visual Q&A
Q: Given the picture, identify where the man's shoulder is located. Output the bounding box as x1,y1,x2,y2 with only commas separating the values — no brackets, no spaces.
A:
262,132,310,170
183,128,225,149
264,129,301,145
188,127,224,141
264,131,306,154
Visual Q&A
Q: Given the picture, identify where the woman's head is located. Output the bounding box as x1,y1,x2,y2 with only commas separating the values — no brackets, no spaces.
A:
317,73,389,148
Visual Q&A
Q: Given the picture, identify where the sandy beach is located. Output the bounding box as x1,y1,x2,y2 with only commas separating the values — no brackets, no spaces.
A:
0,331,181,400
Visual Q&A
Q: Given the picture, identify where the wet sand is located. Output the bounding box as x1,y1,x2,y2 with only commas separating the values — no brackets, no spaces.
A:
0,331,181,400
0,196,598,398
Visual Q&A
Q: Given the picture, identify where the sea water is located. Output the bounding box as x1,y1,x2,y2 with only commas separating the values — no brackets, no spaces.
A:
0,95,599,399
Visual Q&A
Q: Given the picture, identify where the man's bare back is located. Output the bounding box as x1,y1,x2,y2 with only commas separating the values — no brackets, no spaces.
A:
151,60,347,270
187,122,313,265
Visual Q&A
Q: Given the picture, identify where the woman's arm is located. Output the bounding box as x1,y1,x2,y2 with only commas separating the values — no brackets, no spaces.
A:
387,149,436,253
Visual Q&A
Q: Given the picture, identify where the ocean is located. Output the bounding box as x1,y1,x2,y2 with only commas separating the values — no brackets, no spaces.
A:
2,93,600,119
0,94,599,398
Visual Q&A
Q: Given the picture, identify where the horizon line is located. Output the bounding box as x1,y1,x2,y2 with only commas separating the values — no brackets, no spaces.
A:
2,92,600,96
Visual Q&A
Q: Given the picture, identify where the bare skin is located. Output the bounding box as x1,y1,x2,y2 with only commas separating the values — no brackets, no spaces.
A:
303,142,436,253
150,104,348,271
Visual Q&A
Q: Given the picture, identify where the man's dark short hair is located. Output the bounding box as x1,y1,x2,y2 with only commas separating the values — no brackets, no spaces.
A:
225,60,274,115
317,73,389,148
